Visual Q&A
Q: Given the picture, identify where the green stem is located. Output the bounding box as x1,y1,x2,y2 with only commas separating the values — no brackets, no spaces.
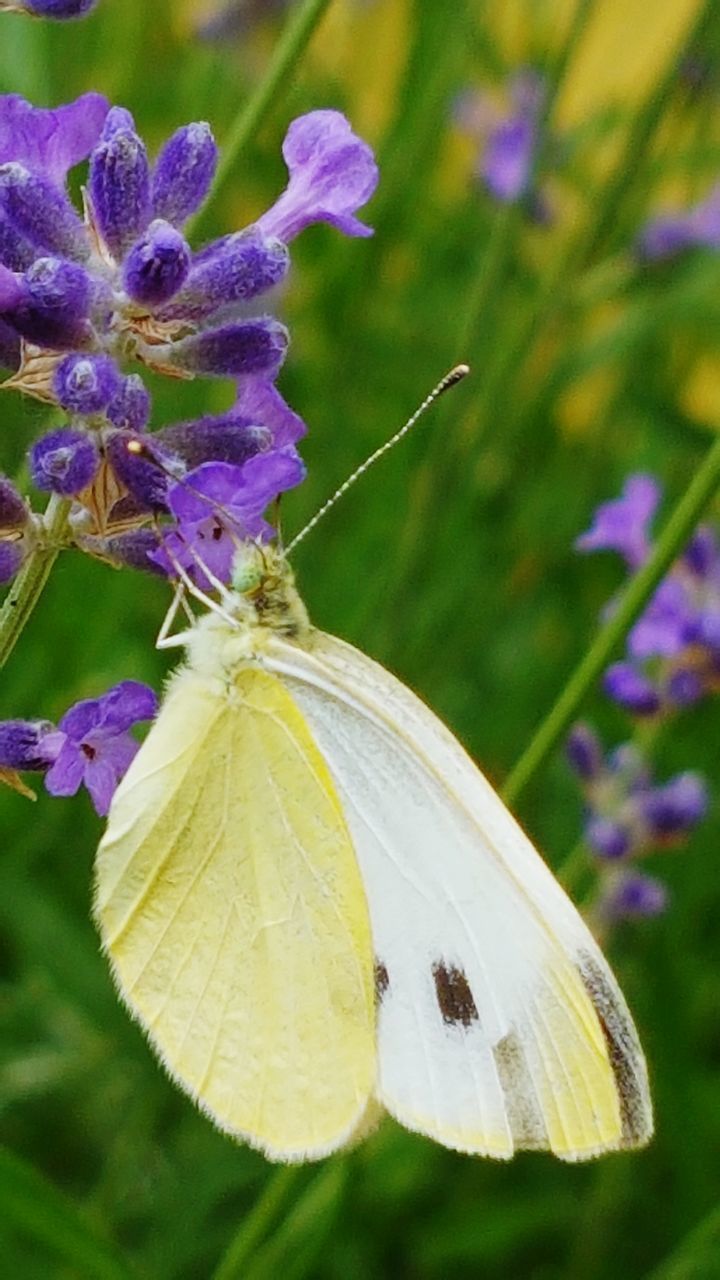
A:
501,432,720,807
211,1167,304,1280
189,0,333,244
0,495,71,671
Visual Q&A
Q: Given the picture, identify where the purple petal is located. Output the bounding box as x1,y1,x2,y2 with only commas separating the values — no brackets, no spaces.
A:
575,473,661,569
234,375,306,446
0,93,109,187
240,446,305,508
44,737,85,796
93,679,158,734
82,752,130,817
257,110,378,243
167,459,253,524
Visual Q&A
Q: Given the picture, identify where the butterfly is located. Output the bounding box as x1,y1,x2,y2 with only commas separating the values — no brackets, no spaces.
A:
94,539,653,1163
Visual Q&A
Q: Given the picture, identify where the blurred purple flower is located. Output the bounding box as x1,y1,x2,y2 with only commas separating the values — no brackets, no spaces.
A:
638,183,720,261
575,473,659,569
454,70,547,208
567,722,708,863
600,871,669,921
578,474,720,711
44,680,157,815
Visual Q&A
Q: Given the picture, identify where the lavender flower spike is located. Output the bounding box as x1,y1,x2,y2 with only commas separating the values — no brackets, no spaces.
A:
257,110,379,243
45,680,158,815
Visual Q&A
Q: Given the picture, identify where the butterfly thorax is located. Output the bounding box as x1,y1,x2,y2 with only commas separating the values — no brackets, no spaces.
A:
185,547,311,684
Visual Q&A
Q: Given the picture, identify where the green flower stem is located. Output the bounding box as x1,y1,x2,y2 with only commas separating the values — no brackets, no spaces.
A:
501,432,720,808
0,495,71,672
211,1167,304,1280
189,0,333,244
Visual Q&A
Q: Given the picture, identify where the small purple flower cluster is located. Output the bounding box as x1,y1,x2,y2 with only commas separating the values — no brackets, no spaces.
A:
568,473,714,920
0,92,378,811
0,682,156,814
577,474,720,714
566,725,707,921
454,71,550,218
0,94,377,588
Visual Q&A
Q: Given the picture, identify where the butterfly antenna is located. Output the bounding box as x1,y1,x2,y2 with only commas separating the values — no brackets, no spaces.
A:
285,363,470,556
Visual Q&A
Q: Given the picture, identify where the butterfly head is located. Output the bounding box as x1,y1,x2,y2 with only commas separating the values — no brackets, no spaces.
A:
229,541,310,641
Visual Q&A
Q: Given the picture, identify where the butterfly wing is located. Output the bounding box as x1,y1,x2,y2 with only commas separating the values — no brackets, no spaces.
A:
267,631,653,1160
95,663,375,1162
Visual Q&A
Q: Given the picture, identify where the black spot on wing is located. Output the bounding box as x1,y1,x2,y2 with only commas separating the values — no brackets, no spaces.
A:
432,961,479,1028
578,952,652,1147
374,960,389,1002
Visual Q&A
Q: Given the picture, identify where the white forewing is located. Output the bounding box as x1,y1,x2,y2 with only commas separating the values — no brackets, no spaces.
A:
266,630,653,1160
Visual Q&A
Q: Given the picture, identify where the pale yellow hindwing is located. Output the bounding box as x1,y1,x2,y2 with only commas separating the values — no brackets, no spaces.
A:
94,665,375,1161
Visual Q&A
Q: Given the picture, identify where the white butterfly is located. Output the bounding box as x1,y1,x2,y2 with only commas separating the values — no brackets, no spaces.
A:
95,543,652,1163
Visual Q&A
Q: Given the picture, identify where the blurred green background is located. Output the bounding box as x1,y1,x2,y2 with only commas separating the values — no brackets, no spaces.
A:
2,0,720,1276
